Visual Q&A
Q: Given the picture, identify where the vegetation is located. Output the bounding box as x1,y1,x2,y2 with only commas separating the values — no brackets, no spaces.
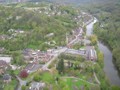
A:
89,35,98,46
0,1,119,89
0,3,79,52
97,51,104,68
20,70,28,78
86,0,120,71
4,79,18,90
56,59,64,74
33,74,41,82
21,85,26,90
59,53,85,62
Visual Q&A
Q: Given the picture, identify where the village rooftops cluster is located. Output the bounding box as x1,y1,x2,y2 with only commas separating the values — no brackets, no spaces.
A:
65,46,97,61
23,4,78,18
0,56,12,84
0,56,12,75
66,27,84,48
0,34,10,40
23,49,54,64
0,29,26,41
8,29,25,38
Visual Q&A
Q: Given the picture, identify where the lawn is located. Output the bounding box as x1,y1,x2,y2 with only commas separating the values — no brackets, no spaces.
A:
60,77,100,90
4,79,18,90
41,72,55,83
13,70,20,75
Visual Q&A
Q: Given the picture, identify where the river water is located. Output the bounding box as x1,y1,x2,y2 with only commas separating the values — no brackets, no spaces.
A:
86,18,120,86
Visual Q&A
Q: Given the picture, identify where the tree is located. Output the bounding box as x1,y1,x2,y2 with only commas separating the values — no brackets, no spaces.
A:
111,86,120,90
12,51,25,66
21,85,26,90
67,61,71,68
98,52,104,68
33,74,41,82
56,59,64,74
90,35,97,45
20,70,28,78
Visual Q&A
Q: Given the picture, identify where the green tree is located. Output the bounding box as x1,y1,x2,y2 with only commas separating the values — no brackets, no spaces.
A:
56,59,64,74
98,52,104,68
33,74,41,82
21,85,26,90
90,35,98,45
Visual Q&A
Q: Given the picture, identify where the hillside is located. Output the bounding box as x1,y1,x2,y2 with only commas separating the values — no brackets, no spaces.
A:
0,3,92,51
0,1,120,90
82,0,120,71
1,0,114,4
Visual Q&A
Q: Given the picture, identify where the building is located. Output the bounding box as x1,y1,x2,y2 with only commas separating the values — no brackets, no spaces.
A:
0,57,12,64
3,74,11,83
0,60,8,74
23,49,34,63
0,47,5,53
88,49,97,61
86,46,97,61
23,49,53,63
29,82,46,90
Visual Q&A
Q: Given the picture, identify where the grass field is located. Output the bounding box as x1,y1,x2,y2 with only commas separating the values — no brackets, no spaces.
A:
4,79,18,90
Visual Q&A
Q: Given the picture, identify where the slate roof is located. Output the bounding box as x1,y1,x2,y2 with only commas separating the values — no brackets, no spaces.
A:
3,74,11,80
0,60,7,67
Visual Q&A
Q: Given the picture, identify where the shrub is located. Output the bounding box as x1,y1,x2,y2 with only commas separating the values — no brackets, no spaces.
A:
21,85,26,90
33,74,41,82
20,70,28,78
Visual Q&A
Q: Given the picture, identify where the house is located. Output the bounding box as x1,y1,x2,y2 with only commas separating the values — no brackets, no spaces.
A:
0,47,5,53
23,49,34,63
88,49,97,61
0,60,9,75
0,60,8,68
23,49,53,64
3,74,11,83
0,68,4,75
0,56,12,64
45,33,54,38
0,35,9,40
86,46,97,61
29,82,46,90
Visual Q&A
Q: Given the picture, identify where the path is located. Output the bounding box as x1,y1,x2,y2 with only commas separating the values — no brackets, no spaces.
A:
16,76,27,90
42,47,68,70
61,76,98,86
93,72,100,84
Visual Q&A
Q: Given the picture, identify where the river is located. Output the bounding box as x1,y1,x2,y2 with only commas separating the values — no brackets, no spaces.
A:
86,18,120,86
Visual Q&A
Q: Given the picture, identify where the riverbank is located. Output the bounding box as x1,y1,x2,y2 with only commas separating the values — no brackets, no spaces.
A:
86,18,120,86
98,41,120,73
86,19,120,86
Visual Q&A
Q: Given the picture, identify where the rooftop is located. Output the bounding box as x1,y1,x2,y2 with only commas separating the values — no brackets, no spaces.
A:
0,60,8,67
3,74,11,80
0,57,12,63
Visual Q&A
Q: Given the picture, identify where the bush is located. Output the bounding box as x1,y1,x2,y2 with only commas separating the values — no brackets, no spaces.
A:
21,85,26,90
33,74,41,82
20,70,28,78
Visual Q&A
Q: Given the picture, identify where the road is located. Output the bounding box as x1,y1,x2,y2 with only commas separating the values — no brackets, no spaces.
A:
16,76,27,90
67,28,83,46
15,16,96,90
42,47,68,70
42,28,84,70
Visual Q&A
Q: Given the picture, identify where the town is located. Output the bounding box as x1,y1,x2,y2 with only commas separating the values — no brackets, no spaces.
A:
0,2,102,90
